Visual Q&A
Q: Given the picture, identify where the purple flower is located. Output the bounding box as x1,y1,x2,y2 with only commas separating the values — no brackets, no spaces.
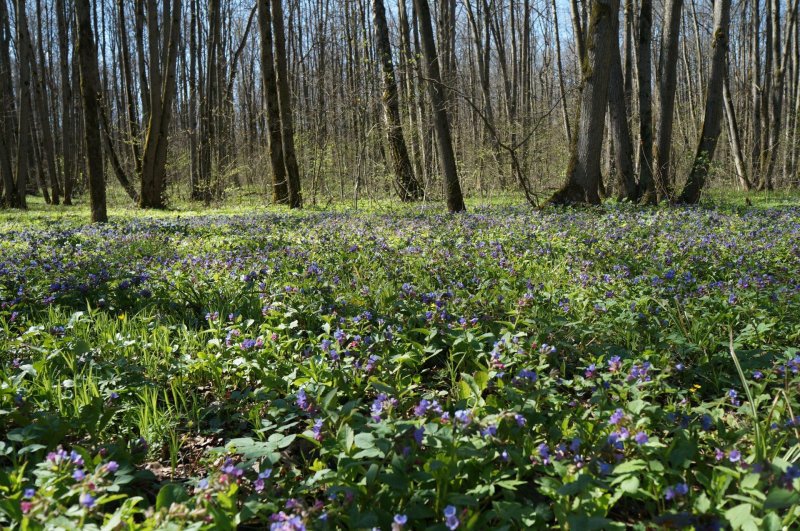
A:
537,443,551,464
296,388,310,411
514,413,527,427
728,449,741,463
665,482,689,500
570,437,582,452
609,409,625,426
714,448,725,461
584,363,597,378
752,370,763,380
454,410,472,426
312,419,324,441
394,514,408,526
634,431,649,445
73,469,85,481
23,488,35,499
105,461,119,474
79,492,95,508
443,505,459,530
414,427,425,445
608,356,622,372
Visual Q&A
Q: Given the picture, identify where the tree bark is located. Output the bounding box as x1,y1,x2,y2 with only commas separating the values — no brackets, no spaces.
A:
607,9,637,201
257,0,289,204
550,0,619,205
723,69,752,191
271,0,302,208
0,0,16,206
75,0,108,222
372,0,421,201
55,0,74,204
13,0,35,209
637,0,655,203
678,0,731,203
413,0,465,212
652,0,682,201
139,0,182,208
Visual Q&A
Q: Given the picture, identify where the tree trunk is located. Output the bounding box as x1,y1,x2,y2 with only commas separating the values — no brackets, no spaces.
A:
33,0,60,204
413,0,465,212
652,0,682,201
13,0,35,209
0,0,16,206
56,0,74,205
257,0,289,204
552,0,572,143
75,0,108,222
271,0,302,208
637,0,655,203
607,8,637,201
550,0,619,205
723,70,752,191
678,0,731,203
117,0,142,177
372,0,421,201
139,0,182,209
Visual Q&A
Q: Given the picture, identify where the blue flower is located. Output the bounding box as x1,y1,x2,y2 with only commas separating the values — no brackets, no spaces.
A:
79,492,95,508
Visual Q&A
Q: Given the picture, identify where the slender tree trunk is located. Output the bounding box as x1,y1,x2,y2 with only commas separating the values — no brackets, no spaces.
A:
652,0,682,201
56,0,74,205
552,0,572,143
679,0,731,203
413,0,465,212
33,0,60,204
117,0,142,177
75,0,107,222
723,69,752,190
550,0,619,204
372,0,421,201
271,0,302,208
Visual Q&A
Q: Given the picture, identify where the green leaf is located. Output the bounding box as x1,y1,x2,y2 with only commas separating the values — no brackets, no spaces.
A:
156,484,188,511
764,488,800,510
354,432,375,449
724,503,756,531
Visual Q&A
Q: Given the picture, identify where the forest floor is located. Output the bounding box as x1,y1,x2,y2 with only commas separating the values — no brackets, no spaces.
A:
1,192,800,529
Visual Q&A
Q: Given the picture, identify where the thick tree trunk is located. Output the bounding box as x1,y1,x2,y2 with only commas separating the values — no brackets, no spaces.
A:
271,0,302,208
652,0,682,201
413,0,465,212
257,0,289,204
607,9,637,201
139,0,182,209
551,0,619,205
679,0,731,203
637,0,655,203
13,0,35,209
75,0,108,222
0,0,15,206
372,0,421,201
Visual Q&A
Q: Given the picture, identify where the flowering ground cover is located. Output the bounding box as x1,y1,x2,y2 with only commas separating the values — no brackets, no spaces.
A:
1,203,799,529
